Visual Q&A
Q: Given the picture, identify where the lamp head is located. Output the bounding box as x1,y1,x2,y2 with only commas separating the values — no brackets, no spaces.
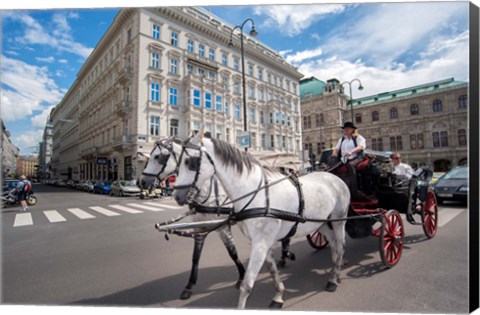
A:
228,40,233,48
249,26,258,37
358,84,364,91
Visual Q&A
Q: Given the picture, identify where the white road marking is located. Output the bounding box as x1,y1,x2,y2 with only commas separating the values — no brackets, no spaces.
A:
68,208,95,219
44,210,67,223
13,213,33,227
109,204,143,214
143,202,184,210
438,208,464,227
126,203,164,212
89,206,121,216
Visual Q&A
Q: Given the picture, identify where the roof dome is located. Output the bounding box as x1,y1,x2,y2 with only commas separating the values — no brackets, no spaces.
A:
299,77,327,99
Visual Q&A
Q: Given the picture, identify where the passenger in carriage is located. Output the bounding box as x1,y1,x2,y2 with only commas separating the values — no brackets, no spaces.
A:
390,152,414,180
331,122,372,201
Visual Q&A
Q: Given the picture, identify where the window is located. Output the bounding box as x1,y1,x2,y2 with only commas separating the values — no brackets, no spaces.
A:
215,95,223,111
169,58,178,74
410,135,417,149
233,81,241,94
170,32,178,47
432,131,448,148
258,88,265,102
410,104,419,115
152,24,161,39
208,71,216,80
234,103,241,120
315,114,322,127
248,64,254,76
151,52,160,69
169,88,178,106
225,101,229,116
187,64,194,74
390,108,398,119
204,92,212,109
258,69,263,81
458,95,468,109
260,111,264,124
233,58,239,71
150,116,160,136
458,129,467,146
355,113,362,124
248,85,255,98
249,107,255,122
222,54,228,66
371,138,383,151
372,111,379,121
275,112,280,124
170,119,179,137
198,44,205,57
187,39,194,52
150,83,160,102
192,89,201,107
433,99,443,112
209,48,215,61
390,136,402,151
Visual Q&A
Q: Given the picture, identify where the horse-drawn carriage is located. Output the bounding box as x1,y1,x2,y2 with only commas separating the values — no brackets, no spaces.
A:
307,150,438,268
141,134,438,308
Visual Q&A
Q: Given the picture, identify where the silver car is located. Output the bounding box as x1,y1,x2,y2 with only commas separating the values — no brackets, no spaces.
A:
110,180,141,197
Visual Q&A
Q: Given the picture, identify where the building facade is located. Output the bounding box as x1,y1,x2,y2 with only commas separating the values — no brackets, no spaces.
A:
51,7,303,181
18,155,38,179
1,119,20,179
37,108,54,179
300,77,468,171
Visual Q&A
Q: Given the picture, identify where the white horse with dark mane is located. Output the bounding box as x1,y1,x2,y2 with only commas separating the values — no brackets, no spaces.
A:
174,131,350,309
139,137,245,300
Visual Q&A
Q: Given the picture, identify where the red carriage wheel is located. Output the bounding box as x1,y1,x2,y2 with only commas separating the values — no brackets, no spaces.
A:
379,210,404,268
307,230,329,250
422,190,438,239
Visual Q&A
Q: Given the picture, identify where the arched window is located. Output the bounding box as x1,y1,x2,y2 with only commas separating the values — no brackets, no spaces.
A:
390,107,398,119
410,104,419,115
433,99,443,112
372,111,379,121
458,129,467,146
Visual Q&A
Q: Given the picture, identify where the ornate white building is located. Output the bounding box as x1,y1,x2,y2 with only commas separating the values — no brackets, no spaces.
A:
51,7,303,181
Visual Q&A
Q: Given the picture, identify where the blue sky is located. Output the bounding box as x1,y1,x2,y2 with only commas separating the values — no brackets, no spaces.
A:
0,0,472,155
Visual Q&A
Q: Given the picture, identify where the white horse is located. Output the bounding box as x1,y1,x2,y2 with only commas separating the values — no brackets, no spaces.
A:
139,137,245,300
173,132,350,309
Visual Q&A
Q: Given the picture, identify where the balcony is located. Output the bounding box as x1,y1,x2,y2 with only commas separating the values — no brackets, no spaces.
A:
112,134,133,152
115,100,132,117
117,65,133,85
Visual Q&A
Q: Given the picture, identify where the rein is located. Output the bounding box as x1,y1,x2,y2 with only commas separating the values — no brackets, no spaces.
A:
141,139,179,178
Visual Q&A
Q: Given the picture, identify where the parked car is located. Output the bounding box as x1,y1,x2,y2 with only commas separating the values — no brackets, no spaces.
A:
93,180,112,194
110,180,141,197
433,166,468,204
67,180,79,189
79,180,95,193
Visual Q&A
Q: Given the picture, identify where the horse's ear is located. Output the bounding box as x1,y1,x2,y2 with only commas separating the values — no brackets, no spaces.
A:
193,126,205,142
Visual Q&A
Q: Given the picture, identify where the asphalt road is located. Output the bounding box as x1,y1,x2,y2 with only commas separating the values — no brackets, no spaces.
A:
1,184,471,313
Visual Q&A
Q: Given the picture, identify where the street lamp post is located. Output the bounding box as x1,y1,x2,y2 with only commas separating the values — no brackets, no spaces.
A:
229,18,257,151
341,78,364,122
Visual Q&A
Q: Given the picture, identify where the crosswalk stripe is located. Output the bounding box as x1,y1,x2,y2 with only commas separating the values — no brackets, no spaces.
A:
44,210,67,223
68,208,95,219
438,209,464,227
126,203,164,212
89,206,121,216
13,213,33,227
143,202,184,210
109,204,143,214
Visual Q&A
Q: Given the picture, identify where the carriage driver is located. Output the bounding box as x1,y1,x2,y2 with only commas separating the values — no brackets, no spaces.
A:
331,122,370,201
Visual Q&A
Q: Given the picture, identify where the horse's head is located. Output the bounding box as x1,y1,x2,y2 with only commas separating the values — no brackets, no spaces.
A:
140,137,180,189
174,130,216,205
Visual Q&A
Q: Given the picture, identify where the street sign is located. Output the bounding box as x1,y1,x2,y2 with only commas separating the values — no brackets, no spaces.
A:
239,133,250,148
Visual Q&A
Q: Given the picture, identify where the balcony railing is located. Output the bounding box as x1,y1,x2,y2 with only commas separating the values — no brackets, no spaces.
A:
117,65,133,85
112,134,133,152
115,100,132,117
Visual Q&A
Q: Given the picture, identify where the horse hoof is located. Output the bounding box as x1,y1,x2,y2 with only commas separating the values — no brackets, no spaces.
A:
180,289,192,300
269,301,283,309
277,260,286,268
325,281,337,292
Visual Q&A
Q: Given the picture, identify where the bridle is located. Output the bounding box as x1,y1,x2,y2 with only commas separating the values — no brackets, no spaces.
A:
174,141,217,203
141,139,179,178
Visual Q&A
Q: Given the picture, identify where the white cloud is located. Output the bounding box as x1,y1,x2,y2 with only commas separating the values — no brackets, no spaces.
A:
253,4,346,37
36,56,55,63
31,105,56,129
13,129,44,151
284,47,323,65
3,11,93,59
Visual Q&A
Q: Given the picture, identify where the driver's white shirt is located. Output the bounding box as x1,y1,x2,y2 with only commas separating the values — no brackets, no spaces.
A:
393,163,414,179
335,135,366,160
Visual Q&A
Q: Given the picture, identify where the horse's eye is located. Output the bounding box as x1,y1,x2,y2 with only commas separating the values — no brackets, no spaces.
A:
154,155,160,161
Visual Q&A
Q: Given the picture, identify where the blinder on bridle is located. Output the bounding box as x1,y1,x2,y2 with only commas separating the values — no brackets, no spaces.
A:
174,141,216,203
